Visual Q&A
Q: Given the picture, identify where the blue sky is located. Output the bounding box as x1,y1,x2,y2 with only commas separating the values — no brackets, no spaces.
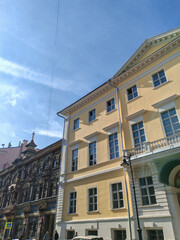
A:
0,0,179,149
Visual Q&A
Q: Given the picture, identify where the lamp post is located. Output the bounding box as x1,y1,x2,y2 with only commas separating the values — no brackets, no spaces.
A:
121,154,143,240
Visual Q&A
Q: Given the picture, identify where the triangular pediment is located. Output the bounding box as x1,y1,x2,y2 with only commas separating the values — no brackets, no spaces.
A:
113,27,180,78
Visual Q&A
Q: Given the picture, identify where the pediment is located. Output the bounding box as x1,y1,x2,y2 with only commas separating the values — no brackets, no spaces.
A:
113,27,180,78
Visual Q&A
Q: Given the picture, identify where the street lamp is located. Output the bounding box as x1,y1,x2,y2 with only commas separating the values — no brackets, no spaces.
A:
121,153,143,240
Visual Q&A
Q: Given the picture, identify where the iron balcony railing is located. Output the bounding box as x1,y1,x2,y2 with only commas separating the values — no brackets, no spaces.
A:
124,133,180,157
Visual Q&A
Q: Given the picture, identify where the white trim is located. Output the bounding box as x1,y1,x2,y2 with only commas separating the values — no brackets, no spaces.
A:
150,67,168,88
70,148,79,172
158,101,176,113
152,94,178,109
88,140,97,167
88,108,96,123
70,144,79,151
84,131,100,141
87,186,98,213
68,191,77,215
106,97,116,114
109,181,124,210
66,51,180,120
125,110,145,121
103,122,119,132
73,118,80,131
69,140,82,147
126,83,139,102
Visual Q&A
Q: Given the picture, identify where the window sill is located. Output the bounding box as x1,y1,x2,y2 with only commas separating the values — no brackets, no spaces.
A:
68,213,78,216
88,118,97,124
106,109,117,115
87,210,99,214
153,81,168,90
72,127,81,132
140,204,160,208
111,207,126,211
127,95,140,103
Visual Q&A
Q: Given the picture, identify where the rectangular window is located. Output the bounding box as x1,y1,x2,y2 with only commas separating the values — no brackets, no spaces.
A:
114,230,127,240
161,108,180,137
152,69,167,87
139,176,156,205
89,109,96,122
106,98,115,113
73,118,79,130
147,229,164,240
87,230,98,236
69,192,77,214
132,121,146,148
88,188,97,212
72,149,78,171
111,182,124,209
89,142,96,166
109,133,119,159
127,85,138,101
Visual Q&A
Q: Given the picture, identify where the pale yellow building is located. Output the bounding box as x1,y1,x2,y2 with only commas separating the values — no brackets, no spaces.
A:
56,28,180,240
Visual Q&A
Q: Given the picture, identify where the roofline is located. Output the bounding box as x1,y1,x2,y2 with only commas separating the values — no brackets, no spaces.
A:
58,28,180,116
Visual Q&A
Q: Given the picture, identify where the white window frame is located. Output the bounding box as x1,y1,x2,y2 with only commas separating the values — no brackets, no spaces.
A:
139,176,156,206
87,187,98,212
73,118,80,131
151,68,168,89
126,84,138,102
68,191,77,214
110,181,124,210
70,144,79,172
88,108,96,123
106,126,120,160
88,141,97,166
146,229,164,240
106,98,116,113
129,115,147,148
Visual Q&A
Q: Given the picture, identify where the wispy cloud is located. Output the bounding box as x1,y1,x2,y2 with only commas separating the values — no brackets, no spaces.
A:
0,57,89,93
25,120,63,139
0,83,25,107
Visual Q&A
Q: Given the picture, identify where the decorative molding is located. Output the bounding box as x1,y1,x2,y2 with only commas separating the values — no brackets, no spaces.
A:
58,36,180,116
125,109,146,121
102,122,119,131
69,140,82,147
152,94,178,108
84,131,100,140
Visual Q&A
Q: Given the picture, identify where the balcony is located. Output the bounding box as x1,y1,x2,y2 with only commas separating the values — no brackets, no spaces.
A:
124,133,180,158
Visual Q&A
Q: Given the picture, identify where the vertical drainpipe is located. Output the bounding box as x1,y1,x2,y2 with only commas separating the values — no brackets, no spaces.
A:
55,112,68,236
107,79,132,240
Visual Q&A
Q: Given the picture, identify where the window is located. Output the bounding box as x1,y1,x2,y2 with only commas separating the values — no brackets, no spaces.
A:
87,230,98,236
72,149,78,171
89,109,96,122
88,188,97,212
114,230,126,240
73,118,79,130
127,85,138,101
139,176,156,205
89,142,96,166
111,182,124,209
147,229,164,240
132,121,146,148
106,98,115,113
161,108,180,137
69,192,77,214
109,133,119,159
67,231,75,240
152,69,167,87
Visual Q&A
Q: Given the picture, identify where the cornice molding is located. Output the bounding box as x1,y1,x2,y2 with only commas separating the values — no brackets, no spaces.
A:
125,109,146,121
152,94,179,108
69,139,82,147
102,121,119,131
59,36,180,116
84,131,100,140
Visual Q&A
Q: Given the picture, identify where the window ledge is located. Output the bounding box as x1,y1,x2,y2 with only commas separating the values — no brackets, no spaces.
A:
87,210,100,214
140,204,160,208
72,127,81,132
127,95,140,103
68,213,78,216
153,81,168,90
111,207,126,211
88,118,98,124
106,109,117,115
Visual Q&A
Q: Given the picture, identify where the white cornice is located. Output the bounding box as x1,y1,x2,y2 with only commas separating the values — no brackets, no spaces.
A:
125,109,145,121
84,131,100,140
102,121,119,131
69,139,82,147
59,35,180,116
152,94,179,108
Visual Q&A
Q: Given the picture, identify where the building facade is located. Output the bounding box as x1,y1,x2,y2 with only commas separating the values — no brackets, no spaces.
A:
56,28,180,240
0,137,61,240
